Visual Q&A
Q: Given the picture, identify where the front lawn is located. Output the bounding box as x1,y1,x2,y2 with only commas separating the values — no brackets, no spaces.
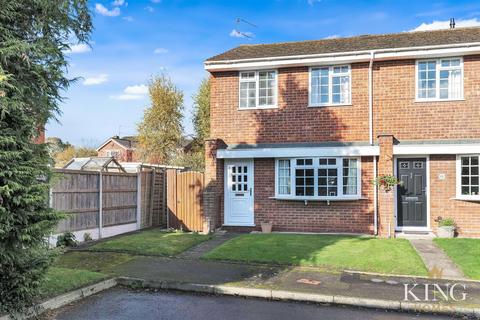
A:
434,238,480,280
55,251,135,274
39,267,106,298
203,234,427,276
89,229,212,256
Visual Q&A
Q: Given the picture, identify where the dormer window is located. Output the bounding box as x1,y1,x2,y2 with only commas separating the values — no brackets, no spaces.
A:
239,70,277,109
416,58,463,101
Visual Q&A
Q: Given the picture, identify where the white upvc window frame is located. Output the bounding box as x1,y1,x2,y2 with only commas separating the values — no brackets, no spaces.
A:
415,57,464,102
456,154,480,201
275,156,362,200
308,65,352,107
238,70,278,110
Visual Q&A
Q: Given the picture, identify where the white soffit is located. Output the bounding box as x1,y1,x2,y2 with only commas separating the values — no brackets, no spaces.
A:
217,146,380,159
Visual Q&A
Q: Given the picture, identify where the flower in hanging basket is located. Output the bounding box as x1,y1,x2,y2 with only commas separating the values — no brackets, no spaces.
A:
372,175,402,192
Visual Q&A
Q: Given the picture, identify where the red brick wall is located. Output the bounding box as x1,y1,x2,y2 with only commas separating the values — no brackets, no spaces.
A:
210,65,370,145
245,157,374,233
430,155,480,237
373,56,480,140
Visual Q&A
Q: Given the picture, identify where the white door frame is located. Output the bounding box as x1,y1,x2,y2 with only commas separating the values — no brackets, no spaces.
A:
223,159,255,227
394,155,431,232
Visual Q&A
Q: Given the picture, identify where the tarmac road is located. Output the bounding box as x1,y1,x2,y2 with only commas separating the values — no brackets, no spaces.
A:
46,287,455,320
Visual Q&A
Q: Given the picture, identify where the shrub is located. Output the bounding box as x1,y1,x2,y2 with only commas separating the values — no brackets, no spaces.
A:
439,218,456,227
83,232,93,242
56,232,78,247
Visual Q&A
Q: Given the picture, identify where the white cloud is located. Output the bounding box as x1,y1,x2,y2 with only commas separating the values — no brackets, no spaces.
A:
95,3,120,17
410,18,480,32
66,43,91,54
123,16,134,22
110,94,145,101
324,34,340,39
110,84,148,100
83,74,109,86
145,6,154,13
229,29,254,38
154,47,168,54
112,0,125,6
124,84,148,95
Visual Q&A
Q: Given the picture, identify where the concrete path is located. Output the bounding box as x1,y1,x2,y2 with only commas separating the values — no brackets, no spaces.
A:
177,232,238,260
409,239,465,279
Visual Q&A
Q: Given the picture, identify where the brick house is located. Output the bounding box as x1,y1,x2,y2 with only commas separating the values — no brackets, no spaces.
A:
203,27,480,238
96,136,138,162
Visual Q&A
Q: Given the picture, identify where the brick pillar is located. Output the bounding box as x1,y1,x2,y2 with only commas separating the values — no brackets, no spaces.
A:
203,138,226,232
377,134,395,238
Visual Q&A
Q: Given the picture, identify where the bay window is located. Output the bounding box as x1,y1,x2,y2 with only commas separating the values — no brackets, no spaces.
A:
457,155,480,199
276,157,361,199
310,65,351,106
416,58,463,101
239,70,277,109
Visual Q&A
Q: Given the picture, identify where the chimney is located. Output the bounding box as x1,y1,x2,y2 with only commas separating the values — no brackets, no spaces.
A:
450,18,455,29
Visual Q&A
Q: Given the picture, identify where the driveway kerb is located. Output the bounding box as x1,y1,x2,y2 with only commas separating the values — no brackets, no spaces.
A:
116,276,476,317
0,278,117,320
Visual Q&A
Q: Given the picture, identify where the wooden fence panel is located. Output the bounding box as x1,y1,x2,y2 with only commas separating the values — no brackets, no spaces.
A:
102,172,138,227
52,171,100,233
167,170,204,232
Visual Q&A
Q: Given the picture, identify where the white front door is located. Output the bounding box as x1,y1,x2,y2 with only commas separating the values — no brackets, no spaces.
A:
224,159,254,226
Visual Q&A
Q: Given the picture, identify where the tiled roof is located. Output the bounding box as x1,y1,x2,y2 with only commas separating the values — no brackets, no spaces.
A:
206,27,480,62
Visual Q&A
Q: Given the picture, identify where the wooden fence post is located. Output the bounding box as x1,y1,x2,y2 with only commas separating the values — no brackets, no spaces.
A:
136,166,142,230
98,171,103,239
149,168,155,227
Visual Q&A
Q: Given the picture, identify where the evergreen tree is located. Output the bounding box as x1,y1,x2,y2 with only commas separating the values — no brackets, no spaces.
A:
0,1,92,314
137,74,184,164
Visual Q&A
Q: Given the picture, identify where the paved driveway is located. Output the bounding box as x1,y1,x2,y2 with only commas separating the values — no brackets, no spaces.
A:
47,288,451,320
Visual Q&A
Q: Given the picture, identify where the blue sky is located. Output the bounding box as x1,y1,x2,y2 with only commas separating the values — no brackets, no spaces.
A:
47,0,480,147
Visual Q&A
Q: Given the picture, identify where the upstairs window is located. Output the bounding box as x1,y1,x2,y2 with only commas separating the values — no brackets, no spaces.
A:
417,58,463,101
310,65,351,106
239,70,277,109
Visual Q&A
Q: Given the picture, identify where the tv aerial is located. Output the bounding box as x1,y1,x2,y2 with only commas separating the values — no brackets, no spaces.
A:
232,17,257,39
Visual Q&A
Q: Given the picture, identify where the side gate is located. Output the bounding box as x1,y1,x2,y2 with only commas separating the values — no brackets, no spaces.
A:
166,170,205,232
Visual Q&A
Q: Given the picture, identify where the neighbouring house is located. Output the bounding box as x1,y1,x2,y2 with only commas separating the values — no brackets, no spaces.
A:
203,26,480,238
97,136,138,162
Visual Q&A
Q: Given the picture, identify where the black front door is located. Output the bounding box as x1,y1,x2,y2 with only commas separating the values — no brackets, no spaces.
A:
397,158,427,227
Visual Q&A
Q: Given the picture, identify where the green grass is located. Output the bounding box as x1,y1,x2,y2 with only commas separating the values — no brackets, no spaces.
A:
89,229,212,256
203,234,428,276
55,251,135,274
434,238,480,280
39,267,106,298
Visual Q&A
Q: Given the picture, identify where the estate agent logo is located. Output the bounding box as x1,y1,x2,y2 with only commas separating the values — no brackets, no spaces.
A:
403,267,467,302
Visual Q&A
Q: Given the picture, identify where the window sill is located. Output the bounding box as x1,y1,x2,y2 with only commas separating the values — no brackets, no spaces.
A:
269,196,366,202
238,106,278,111
451,197,480,202
308,104,352,108
414,98,465,103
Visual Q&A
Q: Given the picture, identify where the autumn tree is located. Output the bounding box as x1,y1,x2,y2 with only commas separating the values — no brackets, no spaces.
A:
137,74,184,164
54,145,97,167
192,78,210,152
